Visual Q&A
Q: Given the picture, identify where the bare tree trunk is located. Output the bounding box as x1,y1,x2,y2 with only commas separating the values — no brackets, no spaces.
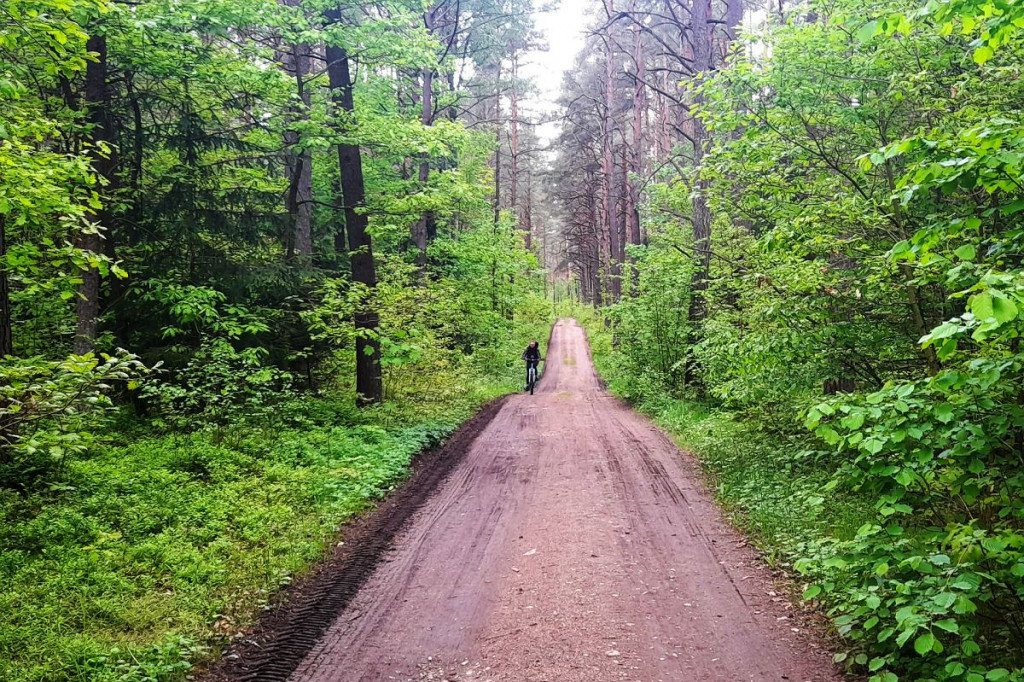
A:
412,2,438,270
725,0,744,41
524,164,533,250
325,38,383,406
281,19,313,259
629,14,645,253
0,215,11,357
331,178,347,264
490,60,503,310
588,171,604,306
657,61,672,160
601,4,616,302
619,144,629,281
510,49,523,242
75,32,114,355
0,215,13,454
687,0,714,326
412,66,433,267
492,61,502,230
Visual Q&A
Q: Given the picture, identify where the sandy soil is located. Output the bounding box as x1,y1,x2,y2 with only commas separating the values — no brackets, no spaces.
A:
281,319,842,682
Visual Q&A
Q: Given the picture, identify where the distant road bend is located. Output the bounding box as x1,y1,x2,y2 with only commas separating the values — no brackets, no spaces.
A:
269,319,842,681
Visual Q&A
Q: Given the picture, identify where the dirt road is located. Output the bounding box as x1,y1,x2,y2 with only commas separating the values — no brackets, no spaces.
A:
287,319,841,682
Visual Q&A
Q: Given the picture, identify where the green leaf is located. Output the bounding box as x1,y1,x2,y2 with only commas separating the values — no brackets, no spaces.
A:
991,294,1018,323
954,244,976,261
914,632,935,656
971,291,994,320
982,537,1007,552
863,438,885,454
816,424,841,445
973,45,994,64
842,412,865,430
933,403,954,423
895,468,915,487
951,573,981,590
857,20,879,42
897,627,915,647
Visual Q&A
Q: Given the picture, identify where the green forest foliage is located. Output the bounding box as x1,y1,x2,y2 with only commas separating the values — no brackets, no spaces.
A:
1,0,547,678
601,0,1024,680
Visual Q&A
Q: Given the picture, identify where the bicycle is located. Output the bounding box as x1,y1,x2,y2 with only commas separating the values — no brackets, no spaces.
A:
526,359,540,395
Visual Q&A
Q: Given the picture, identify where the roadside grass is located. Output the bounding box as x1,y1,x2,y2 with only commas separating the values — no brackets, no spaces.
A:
0,324,548,682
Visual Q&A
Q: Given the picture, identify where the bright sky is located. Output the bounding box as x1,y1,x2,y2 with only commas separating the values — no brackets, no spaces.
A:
520,0,591,145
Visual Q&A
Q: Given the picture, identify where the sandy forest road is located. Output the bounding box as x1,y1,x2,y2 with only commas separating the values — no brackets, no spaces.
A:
288,319,842,682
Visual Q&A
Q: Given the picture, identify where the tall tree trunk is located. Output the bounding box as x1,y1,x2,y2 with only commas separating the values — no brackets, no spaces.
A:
75,32,114,355
601,6,616,302
491,61,502,310
657,61,672,160
325,39,383,406
725,0,744,41
411,2,438,270
510,50,522,240
0,215,11,358
492,60,502,230
411,66,433,268
524,164,533,250
0,212,13,455
331,178,347,263
619,144,630,290
629,13,645,255
282,22,313,260
587,171,603,306
686,0,714,326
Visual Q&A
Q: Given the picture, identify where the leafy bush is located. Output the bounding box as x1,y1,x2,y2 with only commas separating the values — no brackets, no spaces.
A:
0,352,145,489
802,358,1024,682
142,338,292,436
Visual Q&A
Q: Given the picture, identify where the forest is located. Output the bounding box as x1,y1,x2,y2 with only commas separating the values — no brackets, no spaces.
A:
2,0,1024,678
1,0,549,677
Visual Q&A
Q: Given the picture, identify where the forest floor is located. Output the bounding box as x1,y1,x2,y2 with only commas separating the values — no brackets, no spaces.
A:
208,319,843,682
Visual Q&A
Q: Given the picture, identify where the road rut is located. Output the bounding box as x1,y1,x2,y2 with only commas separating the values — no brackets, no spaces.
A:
288,318,841,682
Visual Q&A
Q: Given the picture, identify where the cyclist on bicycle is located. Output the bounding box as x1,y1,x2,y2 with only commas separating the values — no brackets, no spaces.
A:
522,341,541,391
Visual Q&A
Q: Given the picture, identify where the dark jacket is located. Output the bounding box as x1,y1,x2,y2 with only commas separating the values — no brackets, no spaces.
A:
522,346,541,363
